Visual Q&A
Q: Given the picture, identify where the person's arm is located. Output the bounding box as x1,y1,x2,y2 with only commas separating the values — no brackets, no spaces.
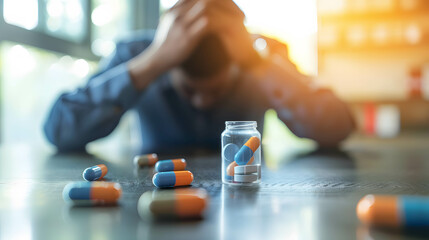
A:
248,54,355,147
43,39,157,152
204,0,354,146
44,0,215,152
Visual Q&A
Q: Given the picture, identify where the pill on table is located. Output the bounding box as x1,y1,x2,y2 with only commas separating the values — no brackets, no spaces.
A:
82,164,108,181
234,165,258,175
234,136,260,165
134,153,158,167
223,143,239,162
357,194,429,227
138,188,208,219
152,171,194,188
226,157,254,176
155,159,186,172
63,182,122,205
234,173,258,183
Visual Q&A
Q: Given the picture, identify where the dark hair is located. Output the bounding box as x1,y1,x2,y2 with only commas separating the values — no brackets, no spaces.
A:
180,33,231,78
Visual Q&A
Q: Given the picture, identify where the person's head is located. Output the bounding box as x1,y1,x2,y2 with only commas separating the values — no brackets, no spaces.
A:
172,63,238,110
180,33,231,78
172,32,237,110
166,0,247,110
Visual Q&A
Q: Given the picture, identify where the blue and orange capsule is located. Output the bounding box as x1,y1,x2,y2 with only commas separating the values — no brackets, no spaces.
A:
138,188,208,219
155,159,186,172
234,136,260,165
134,153,158,167
63,182,122,205
357,194,429,228
152,171,194,188
82,164,108,181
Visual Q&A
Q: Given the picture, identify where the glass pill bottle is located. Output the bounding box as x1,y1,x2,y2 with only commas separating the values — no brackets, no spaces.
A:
221,121,261,185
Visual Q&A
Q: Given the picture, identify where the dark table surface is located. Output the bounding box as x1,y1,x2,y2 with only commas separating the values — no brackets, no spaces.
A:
1,136,429,240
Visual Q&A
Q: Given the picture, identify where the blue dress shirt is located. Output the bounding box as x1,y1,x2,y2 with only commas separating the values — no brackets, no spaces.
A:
44,31,353,153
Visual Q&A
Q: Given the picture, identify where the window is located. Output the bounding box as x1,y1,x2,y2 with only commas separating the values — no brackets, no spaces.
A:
3,0,88,42
43,0,87,42
0,42,96,144
0,0,157,147
91,0,133,57
3,0,38,30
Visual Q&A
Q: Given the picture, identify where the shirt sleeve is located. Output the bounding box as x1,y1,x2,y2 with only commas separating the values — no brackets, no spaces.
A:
43,36,151,152
255,58,355,147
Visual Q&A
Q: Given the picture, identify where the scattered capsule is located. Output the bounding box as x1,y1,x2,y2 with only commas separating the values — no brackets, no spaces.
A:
138,188,208,220
226,157,254,176
155,159,186,172
82,164,108,181
152,171,194,188
234,136,260,165
357,194,429,228
134,153,158,167
63,182,122,205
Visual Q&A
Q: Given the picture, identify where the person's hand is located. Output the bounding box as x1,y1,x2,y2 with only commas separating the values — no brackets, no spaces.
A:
129,0,211,90
129,0,256,90
207,0,260,69
147,0,216,72
149,0,253,71
154,0,246,71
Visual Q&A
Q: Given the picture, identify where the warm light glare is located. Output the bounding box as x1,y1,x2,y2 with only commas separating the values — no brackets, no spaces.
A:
235,0,317,37
347,25,367,46
400,0,419,10
3,0,38,30
371,0,395,11
160,0,317,75
404,24,421,44
348,0,368,12
318,25,338,47
372,24,389,45
318,0,346,14
235,0,318,75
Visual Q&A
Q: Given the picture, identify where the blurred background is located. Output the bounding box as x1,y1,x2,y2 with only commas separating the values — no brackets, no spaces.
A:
0,0,428,154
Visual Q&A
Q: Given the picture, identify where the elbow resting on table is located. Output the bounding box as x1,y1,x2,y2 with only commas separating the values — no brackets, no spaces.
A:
289,101,355,147
43,121,86,152
311,123,355,148
305,91,355,147
308,110,355,148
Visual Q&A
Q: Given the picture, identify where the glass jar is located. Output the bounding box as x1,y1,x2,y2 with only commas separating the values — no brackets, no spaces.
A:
221,121,261,185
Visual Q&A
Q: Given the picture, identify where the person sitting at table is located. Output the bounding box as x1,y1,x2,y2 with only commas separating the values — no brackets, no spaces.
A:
43,0,355,153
